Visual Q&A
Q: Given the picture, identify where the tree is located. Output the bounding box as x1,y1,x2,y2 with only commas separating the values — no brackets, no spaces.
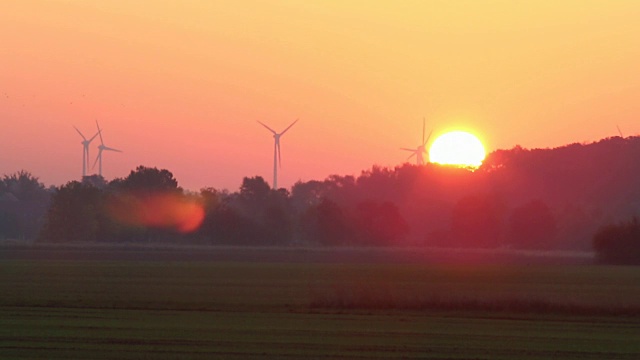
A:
290,180,325,212
508,200,557,249
39,181,103,243
451,194,506,248
103,166,197,241
82,174,108,189
112,166,180,193
239,176,270,203
0,171,51,240
593,217,640,265
353,201,409,246
299,198,352,245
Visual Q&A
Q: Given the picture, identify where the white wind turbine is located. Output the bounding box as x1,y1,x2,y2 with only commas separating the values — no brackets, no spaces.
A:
257,119,298,190
401,118,433,165
73,125,100,178
92,121,122,177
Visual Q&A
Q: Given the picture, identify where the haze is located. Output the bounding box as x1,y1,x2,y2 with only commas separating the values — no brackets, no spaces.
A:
1,1,639,191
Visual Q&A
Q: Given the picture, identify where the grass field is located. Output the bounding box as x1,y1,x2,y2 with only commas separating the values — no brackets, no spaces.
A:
1,246,639,359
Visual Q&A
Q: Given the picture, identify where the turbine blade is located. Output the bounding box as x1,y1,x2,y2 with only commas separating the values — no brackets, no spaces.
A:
617,125,624,137
277,142,282,168
422,117,426,145
88,130,100,143
400,148,416,152
424,130,433,146
280,118,298,135
103,146,122,152
96,120,104,145
73,126,87,141
92,150,102,169
257,121,277,134
406,152,417,160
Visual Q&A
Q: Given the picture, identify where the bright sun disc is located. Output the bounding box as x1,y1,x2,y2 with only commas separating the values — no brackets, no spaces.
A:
429,131,485,167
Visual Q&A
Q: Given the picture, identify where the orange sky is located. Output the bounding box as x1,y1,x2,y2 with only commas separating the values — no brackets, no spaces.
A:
1,1,639,191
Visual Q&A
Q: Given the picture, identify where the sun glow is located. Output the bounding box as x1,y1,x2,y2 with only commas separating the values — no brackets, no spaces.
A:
429,131,486,168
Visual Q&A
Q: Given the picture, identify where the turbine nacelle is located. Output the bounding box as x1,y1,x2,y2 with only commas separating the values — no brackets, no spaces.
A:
97,144,122,152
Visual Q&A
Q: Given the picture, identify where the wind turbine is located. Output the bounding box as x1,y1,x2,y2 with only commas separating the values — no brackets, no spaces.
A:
73,125,100,178
401,118,433,165
92,121,122,177
257,119,298,190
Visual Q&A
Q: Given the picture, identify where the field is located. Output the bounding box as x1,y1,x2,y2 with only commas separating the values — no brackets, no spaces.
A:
1,246,639,359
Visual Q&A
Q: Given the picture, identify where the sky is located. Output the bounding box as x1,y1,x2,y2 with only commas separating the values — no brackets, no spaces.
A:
1,1,639,191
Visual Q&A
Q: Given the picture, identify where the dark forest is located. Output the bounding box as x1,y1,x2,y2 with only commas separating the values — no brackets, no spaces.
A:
2,136,640,263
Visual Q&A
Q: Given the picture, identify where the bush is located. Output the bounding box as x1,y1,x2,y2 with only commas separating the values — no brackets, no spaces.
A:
593,217,640,265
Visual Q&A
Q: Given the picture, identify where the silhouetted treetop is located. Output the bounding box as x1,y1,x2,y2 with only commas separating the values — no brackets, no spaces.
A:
112,166,180,193
239,176,270,202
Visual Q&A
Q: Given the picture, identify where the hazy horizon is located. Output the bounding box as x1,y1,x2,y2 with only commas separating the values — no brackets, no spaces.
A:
2,1,639,191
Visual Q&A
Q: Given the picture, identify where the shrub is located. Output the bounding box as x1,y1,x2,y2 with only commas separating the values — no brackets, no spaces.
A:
593,217,640,265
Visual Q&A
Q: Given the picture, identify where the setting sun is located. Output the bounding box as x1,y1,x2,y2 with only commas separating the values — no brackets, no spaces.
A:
429,131,486,168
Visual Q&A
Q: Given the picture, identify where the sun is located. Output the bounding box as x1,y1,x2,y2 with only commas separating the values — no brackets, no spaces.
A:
429,131,486,168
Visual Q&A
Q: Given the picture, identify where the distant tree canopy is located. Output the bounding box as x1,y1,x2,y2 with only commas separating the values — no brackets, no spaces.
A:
299,198,351,246
508,200,557,249
450,194,505,248
40,181,103,243
111,166,180,193
593,217,640,265
40,166,190,243
6,135,640,255
0,171,51,240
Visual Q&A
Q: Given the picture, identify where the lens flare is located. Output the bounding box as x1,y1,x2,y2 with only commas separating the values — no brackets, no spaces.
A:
107,192,205,233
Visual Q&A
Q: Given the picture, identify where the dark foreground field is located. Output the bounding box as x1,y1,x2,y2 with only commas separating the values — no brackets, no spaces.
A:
1,245,639,359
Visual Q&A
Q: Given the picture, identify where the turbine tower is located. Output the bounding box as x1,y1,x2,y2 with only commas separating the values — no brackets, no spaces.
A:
401,118,432,165
257,119,298,190
92,121,122,177
73,125,100,178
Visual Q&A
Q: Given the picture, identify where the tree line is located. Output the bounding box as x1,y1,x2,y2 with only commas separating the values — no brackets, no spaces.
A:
35,166,410,246
2,136,640,263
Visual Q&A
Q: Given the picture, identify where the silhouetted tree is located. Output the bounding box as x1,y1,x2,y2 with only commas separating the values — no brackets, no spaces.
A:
39,181,103,243
199,197,261,245
0,171,50,240
299,198,352,245
593,217,640,265
239,176,270,203
112,166,180,193
199,177,293,246
82,174,108,189
103,166,191,242
451,194,505,248
353,201,409,246
262,188,293,245
290,180,326,212
508,200,557,249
